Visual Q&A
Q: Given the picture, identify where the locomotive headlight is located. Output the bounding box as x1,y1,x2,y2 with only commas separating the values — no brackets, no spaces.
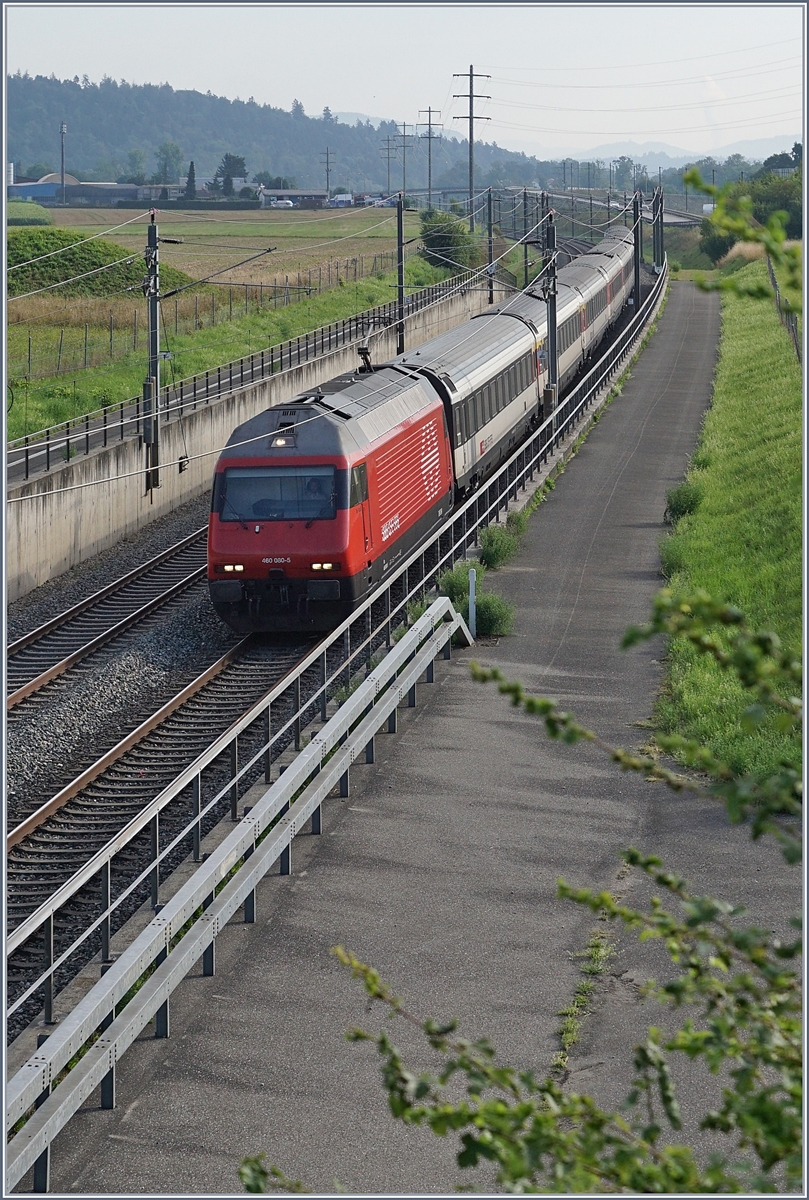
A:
322,563,334,570
223,564,234,572
311,562,323,570
222,564,244,572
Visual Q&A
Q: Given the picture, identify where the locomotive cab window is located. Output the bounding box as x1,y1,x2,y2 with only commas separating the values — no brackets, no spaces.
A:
214,465,337,522
350,462,369,506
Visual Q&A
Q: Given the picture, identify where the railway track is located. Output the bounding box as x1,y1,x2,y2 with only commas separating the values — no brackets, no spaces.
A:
7,630,331,1037
6,527,208,708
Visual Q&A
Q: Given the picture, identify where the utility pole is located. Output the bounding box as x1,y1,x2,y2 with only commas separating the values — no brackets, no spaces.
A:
453,64,490,232
396,194,405,354
523,186,529,288
320,146,333,198
487,188,494,304
60,121,67,206
143,211,160,495
418,107,442,211
379,135,395,196
395,123,413,202
633,192,641,312
543,212,558,430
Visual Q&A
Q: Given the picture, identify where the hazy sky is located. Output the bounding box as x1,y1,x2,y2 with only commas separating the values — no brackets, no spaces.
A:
4,2,805,157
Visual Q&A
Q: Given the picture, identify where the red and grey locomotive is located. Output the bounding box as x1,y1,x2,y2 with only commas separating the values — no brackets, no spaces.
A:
208,226,635,633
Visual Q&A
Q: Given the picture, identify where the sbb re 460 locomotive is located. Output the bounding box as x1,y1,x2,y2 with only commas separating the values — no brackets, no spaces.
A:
207,366,455,632
208,225,635,634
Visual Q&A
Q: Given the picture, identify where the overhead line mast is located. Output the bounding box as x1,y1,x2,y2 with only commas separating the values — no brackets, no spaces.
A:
453,64,490,232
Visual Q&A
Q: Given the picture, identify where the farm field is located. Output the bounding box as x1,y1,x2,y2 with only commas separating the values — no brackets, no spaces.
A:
22,205,423,283
5,255,452,440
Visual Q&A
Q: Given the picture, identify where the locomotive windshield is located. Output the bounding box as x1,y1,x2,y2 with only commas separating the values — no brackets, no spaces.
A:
214,466,337,522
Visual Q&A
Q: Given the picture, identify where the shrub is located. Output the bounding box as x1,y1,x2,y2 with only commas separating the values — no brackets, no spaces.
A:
479,524,519,569
664,480,702,524
698,217,736,265
419,209,480,270
438,560,485,608
474,592,515,637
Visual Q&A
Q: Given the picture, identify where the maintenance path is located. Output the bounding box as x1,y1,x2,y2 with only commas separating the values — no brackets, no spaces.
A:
38,283,796,1195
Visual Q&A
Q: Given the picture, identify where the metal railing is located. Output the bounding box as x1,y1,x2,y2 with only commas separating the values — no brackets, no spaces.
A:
5,258,667,1191
7,268,481,484
5,599,472,1191
766,256,801,363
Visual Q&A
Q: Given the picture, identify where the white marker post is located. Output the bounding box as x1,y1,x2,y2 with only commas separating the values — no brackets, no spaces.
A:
468,568,477,639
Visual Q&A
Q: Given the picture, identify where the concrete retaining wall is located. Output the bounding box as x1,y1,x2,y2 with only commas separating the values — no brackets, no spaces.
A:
7,284,501,601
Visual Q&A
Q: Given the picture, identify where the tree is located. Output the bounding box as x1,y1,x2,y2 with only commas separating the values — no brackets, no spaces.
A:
791,141,802,165
24,161,54,179
253,172,297,189
217,153,247,181
185,160,196,200
119,147,146,185
761,151,794,171
291,98,304,118
153,140,182,184
322,106,334,123
222,174,234,197
419,210,480,270
698,216,736,264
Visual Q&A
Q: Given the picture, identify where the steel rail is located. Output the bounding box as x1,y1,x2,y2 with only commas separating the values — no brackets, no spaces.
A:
7,526,206,655
6,637,252,851
7,565,207,710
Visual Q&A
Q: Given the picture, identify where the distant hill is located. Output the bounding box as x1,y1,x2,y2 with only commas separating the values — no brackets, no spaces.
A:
7,73,548,194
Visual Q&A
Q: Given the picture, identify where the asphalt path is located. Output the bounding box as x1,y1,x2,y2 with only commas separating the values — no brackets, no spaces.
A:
36,282,798,1196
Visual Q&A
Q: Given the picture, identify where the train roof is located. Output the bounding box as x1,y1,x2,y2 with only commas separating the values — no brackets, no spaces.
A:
396,304,536,395
218,366,442,462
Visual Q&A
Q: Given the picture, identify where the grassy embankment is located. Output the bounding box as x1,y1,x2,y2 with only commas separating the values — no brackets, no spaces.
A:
7,201,53,226
658,260,802,775
6,232,450,440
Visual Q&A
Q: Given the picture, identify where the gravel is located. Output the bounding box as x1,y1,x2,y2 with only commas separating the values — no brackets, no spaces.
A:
7,586,241,827
5,489,247,825
7,489,212,643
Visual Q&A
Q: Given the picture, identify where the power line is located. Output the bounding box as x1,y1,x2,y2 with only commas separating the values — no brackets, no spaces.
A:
9,254,138,302
486,55,801,91
8,211,152,272
478,37,797,72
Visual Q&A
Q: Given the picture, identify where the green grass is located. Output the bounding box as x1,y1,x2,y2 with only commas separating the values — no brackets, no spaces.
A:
657,260,802,775
6,257,451,440
7,226,192,297
7,201,53,226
